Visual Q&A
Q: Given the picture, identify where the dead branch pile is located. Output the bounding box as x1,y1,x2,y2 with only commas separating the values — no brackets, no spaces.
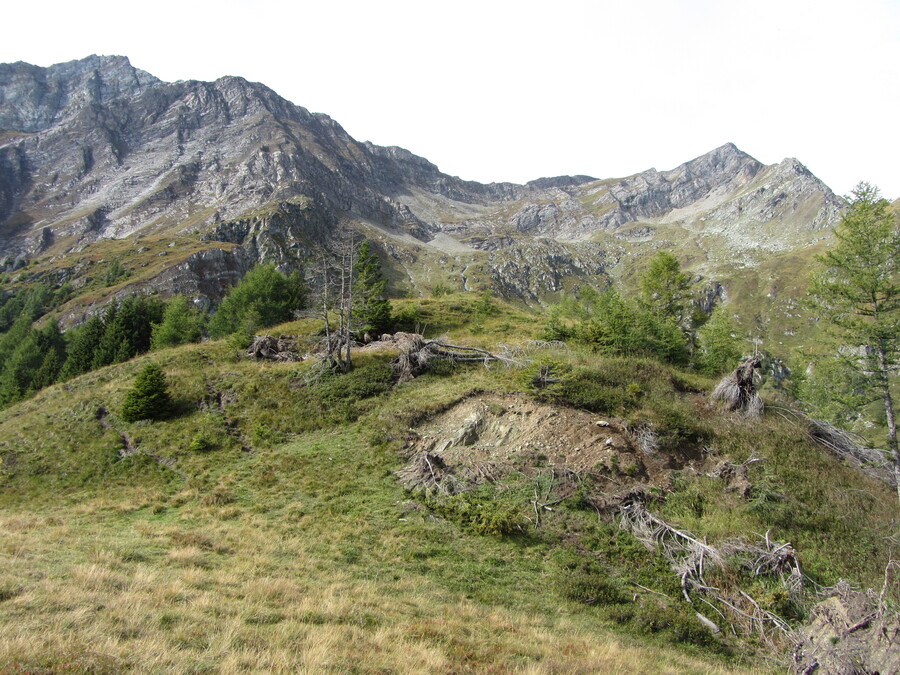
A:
386,333,524,383
586,486,658,514
721,532,802,588
632,423,660,456
711,356,763,416
246,335,303,361
522,339,568,350
617,498,795,642
806,417,895,486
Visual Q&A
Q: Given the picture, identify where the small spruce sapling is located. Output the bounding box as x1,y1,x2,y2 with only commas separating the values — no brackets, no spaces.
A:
353,240,392,336
121,362,172,422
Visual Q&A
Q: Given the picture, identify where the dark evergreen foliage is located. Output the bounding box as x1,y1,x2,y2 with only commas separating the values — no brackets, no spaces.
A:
0,320,65,405
352,240,392,335
91,296,165,369
209,264,305,338
59,314,105,381
121,362,172,422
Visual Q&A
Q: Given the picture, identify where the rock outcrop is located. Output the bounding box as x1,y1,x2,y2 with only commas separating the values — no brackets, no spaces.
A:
0,55,844,313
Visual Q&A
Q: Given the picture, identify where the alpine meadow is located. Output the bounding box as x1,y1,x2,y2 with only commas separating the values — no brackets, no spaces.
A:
0,55,898,674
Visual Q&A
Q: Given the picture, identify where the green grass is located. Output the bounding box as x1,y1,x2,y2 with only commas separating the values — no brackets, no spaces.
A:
0,306,895,672
9,235,240,329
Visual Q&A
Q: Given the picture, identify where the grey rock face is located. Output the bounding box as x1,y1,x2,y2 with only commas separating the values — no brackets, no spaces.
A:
0,55,159,133
0,56,845,310
487,239,614,301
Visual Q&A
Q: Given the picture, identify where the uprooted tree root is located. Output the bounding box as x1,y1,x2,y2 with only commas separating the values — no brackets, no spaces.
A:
396,451,467,496
246,335,303,362
791,572,900,675
711,356,763,417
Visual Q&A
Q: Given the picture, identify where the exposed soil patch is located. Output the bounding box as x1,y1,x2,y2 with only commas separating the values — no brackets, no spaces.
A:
400,394,709,495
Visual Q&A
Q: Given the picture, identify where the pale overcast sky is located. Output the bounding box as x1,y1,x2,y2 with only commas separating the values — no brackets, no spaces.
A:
3,0,899,198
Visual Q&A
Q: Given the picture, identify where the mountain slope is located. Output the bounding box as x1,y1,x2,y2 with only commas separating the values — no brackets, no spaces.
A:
0,56,844,345
0,305,896,672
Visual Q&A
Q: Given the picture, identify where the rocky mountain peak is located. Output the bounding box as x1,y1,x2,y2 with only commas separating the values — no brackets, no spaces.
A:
364,143,438,171
674,143,762,183
0,56,847,315
0,55,158,133
773,156,813,178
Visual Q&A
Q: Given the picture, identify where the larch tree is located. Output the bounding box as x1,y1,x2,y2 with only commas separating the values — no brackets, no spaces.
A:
808,182,900,501
639,250,693,326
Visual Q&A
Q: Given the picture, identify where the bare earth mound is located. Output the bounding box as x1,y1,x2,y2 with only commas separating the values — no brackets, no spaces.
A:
399,394,706,496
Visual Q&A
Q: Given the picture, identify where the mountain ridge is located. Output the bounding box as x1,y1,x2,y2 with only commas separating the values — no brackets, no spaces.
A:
0,55,844,334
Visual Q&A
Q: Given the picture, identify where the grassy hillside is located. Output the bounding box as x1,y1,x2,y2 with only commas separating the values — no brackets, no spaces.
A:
0,298,896,673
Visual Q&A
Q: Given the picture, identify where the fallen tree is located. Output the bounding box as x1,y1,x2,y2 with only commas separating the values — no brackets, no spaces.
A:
615,495,797,647
380,332,523,382
767,406,896,488
246,335,303,362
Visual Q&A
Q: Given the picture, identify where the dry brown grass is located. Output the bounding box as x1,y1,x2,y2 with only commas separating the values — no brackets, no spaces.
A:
0,506,756,674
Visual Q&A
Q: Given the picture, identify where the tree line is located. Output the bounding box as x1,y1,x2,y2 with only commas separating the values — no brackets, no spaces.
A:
541,249,743,376
0,238,393,409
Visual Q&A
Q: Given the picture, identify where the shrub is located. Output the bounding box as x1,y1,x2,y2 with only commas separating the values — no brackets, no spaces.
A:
392,303,423,332
474,290,498,316
314,361,393,404
424,490,528,536
188,432,216,453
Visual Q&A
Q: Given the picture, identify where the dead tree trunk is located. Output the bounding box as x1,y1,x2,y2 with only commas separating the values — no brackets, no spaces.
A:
875,343,900,504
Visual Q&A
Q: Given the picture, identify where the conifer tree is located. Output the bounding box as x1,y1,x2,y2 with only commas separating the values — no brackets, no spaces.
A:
0,336,42,406
638,250,700,357
60,314,105,380
639,251,693,325
121,362,172,422
696,307,743,374
92,296,165,368
31,320,66,389
573,287,689,363
151,295,205,350
209,265,305,338
353,240,392,335
807,182,900,499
